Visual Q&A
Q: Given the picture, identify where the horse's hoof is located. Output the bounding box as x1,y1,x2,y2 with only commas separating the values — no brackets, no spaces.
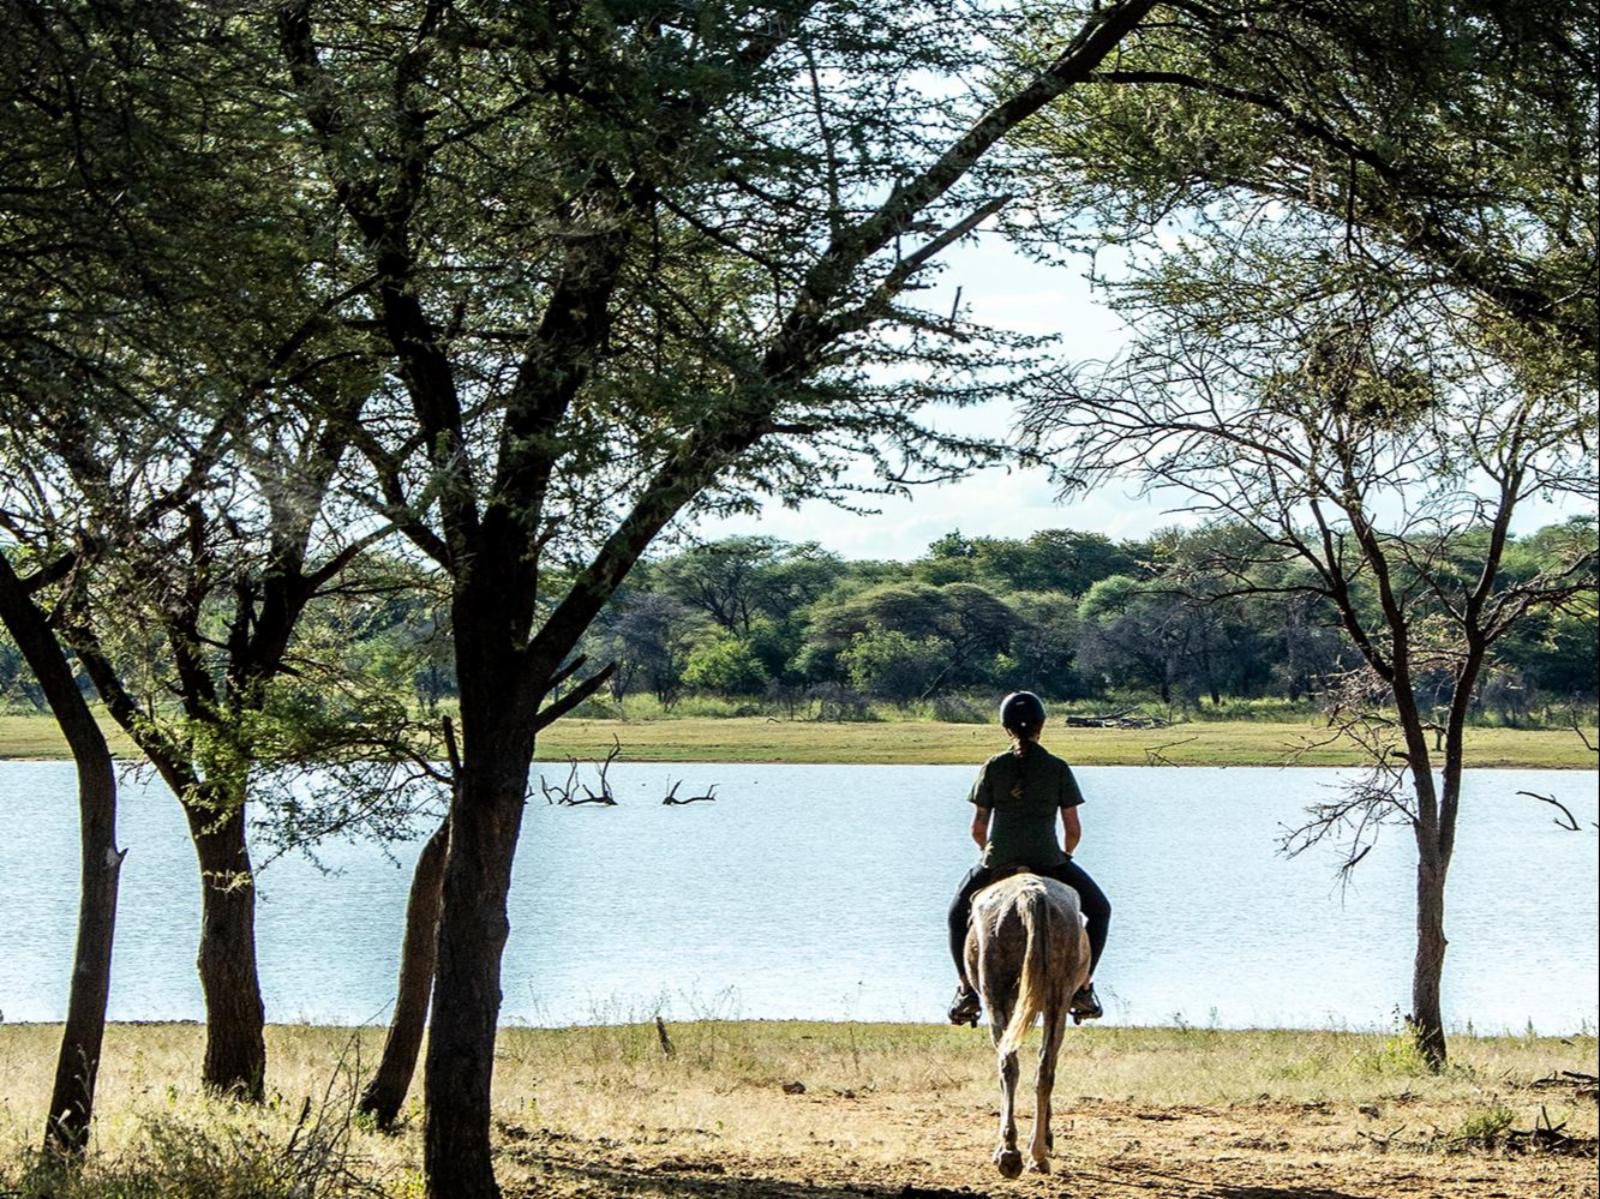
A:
993,1148,1024,1179
1027,1158,1051,1174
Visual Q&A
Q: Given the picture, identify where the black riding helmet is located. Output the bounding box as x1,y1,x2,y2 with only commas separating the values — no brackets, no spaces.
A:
999,690,1047,732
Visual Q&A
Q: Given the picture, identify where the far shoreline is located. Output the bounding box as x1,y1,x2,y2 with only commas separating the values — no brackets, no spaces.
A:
1,712,1596,769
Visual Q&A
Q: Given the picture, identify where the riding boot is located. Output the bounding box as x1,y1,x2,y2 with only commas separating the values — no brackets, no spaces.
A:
948,984,981,1026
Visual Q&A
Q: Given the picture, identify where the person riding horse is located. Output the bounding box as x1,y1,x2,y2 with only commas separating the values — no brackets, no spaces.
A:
948,691,1110,1026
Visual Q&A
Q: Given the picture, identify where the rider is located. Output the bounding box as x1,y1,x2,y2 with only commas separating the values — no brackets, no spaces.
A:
947,690,1110,1026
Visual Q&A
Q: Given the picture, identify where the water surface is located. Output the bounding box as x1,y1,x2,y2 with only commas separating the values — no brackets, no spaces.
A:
0,761,1594,1032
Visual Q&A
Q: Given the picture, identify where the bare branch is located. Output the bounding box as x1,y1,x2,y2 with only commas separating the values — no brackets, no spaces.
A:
1517,791,1585,833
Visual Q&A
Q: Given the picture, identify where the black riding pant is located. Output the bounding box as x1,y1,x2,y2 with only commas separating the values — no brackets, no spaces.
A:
948,860,1110,983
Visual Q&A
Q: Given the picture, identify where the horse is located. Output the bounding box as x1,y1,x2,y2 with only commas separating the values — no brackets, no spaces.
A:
964,870,1091,1178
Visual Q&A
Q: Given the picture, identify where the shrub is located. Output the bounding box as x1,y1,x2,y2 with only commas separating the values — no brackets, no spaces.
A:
9,1104,387,1199
838,627,948,704
683,634,771,697
806,683,876,722
930,694,987,723
1454,1103,1516,1146
567,696,623,720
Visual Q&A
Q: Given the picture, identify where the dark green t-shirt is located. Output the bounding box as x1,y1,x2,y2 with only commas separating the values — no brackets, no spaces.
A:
967,742,1084,870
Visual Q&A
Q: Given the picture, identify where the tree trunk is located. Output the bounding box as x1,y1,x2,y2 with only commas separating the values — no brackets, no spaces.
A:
1411,852,1450,1070
359,815,449,1129
0,557,123,1158
183,792,267,1100
423,759,528,1199
46,759,122,1157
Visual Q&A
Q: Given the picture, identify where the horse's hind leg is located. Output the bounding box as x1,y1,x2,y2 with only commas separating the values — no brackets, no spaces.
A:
989,1003,1023,1179
994,1047,1023,1178
1028,1007,1066,1173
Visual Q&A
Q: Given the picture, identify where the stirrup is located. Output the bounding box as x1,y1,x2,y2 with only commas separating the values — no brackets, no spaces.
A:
948,986,981,1027
1070,983,1103,1024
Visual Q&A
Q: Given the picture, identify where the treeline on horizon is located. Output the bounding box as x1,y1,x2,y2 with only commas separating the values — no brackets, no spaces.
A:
14,519,1586,727
547,521,1600,720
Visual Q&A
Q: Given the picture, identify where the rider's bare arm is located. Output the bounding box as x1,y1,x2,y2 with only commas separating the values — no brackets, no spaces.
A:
970,805,991,849
1061,805,1082,856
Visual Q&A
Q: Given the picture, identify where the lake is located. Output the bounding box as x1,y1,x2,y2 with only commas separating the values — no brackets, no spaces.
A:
0,760,1595,1033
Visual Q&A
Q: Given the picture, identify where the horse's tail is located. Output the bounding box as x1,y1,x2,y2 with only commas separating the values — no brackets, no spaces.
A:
996,883,1053,1057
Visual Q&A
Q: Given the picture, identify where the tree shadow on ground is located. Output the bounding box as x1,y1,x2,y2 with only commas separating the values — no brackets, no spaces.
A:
504,1149,1380,1199
1209,1187,1371,1199
508,1152,993,1199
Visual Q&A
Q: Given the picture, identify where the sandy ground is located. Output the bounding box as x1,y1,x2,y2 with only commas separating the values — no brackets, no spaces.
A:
3,1023,1593,1197
491,1085,1597,1199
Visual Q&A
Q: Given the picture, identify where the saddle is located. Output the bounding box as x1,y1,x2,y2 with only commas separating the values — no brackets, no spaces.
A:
975,864,1036,895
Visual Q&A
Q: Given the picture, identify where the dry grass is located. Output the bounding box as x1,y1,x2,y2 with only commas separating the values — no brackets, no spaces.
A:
489,1021,1600,1151
0,1021,1594,1197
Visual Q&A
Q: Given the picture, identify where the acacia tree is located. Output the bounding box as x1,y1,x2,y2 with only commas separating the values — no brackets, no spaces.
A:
0,1,162,1149
268,1,1161,1192
1018,0,1597,1068
0,0,459,1100
1076,575,1185,702
1029,232,1597,1067
657,537,785,634
5,364,433,1101
0,554,121,1158
1016,0,1596,359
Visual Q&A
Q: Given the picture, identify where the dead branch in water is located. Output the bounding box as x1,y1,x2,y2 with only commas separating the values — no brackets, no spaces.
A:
573,736,622,805
1517,790,1587,832
663,779,717,804
540,759,580,805
542,739,623,806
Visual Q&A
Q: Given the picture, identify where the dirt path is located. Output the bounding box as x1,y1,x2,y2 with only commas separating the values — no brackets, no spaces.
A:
496,1093,1597,1199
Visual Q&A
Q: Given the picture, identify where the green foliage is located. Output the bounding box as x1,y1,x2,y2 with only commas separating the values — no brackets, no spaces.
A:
1078,575,1145,624
682,633,771,697
1453,1104,1517,1145
929,693,989,723
806,580,1017,686
1350,1030,1431,1078
10,1111,382,1199
0,630,46,711
838,627,950,704
918,528,1138,593
1024,0,1597,387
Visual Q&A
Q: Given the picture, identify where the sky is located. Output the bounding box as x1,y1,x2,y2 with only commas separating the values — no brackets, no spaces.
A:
690,232,1590,562
692,233,1174,560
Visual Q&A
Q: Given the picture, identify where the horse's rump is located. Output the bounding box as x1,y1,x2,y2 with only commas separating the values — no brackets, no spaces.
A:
968,874,1088,1055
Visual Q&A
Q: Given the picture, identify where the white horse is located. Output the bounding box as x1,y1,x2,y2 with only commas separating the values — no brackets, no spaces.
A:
964,871,1090,1177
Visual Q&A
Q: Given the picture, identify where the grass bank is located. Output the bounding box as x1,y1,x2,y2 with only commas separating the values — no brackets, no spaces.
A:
0,1021,1594,1198
1,709,1595,767
0,713,139,760
534,716,1598,766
